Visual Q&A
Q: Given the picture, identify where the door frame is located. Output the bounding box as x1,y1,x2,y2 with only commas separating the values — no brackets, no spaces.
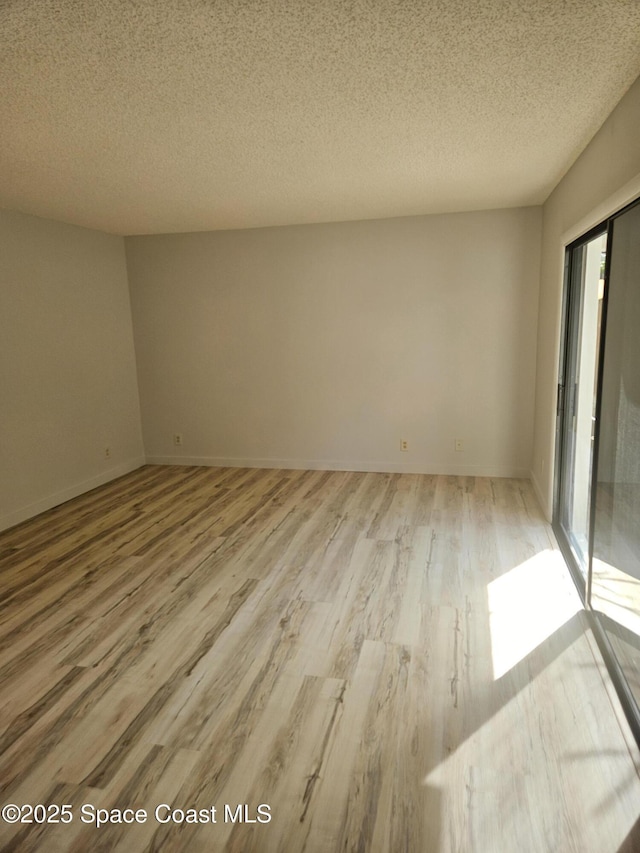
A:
552,220,608,600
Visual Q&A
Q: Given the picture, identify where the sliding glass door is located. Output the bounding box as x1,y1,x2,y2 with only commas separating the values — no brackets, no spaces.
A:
591,202,640,706
555,197,640,738
555,229,606,584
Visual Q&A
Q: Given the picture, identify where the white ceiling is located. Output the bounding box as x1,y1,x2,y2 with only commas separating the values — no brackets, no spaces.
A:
1,0,640,236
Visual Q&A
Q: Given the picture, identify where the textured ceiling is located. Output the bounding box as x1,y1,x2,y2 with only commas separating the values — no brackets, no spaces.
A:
1,0,640,235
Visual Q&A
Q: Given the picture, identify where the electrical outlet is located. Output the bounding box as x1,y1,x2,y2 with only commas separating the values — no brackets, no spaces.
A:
174,433,183,446
400,439,408,452
455,439,463,452
105,446,111,459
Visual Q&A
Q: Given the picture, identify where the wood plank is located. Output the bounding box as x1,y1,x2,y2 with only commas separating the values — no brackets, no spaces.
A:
0,465,639,852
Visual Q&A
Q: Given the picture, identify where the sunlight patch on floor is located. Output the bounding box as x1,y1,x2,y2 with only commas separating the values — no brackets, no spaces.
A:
488,548,581,680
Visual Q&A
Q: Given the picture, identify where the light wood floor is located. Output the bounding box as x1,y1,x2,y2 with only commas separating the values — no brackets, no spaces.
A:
1,466,639,852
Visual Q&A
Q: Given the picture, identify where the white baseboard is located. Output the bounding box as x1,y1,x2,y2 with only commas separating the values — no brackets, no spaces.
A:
0,457,146,532
1,455,534,533
530,468,552,521
145,454,530,480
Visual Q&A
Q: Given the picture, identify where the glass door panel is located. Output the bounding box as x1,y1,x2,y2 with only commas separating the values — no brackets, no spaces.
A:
591,203,640,703
557,232,606,578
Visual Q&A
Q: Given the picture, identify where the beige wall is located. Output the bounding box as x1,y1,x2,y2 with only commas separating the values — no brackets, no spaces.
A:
4,73,639,529
0,209,144,530
532,76,640,519
126,207,541,478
